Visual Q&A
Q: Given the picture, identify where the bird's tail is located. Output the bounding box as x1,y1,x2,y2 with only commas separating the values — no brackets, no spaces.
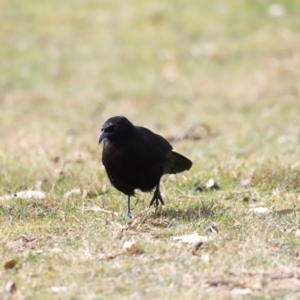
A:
168,151,192,174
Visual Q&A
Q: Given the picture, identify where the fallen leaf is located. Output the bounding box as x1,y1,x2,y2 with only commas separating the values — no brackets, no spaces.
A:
0,195,13,201
15,190,46,200
274,208,300,215
240,177,252,187
201,253,210,263
267,3,286,18
173,233,213,243
123,241,143,255
82,189,88,198
248,207,272,214
85,206,118,216
205,178,220,190
232,288,252,295
0,281,17,300
101,184,108,193
232,219,241,227
64,188,81,199
4,260,18,270
51,286,68,293
51,247,62,253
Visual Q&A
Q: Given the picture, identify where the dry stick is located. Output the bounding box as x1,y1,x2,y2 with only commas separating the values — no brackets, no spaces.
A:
98,251,125,261
171,121,213,144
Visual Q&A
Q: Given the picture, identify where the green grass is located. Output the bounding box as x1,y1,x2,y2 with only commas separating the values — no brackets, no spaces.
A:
1,0,300,299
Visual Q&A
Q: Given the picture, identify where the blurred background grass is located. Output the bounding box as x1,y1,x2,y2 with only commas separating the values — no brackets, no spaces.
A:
1,0,299,191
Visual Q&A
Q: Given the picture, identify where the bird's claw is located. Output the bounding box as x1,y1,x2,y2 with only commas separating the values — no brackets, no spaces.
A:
127,212,133,218
150,190,164,208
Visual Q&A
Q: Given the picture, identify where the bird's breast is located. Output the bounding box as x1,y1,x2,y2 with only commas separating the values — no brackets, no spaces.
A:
102,139,162,188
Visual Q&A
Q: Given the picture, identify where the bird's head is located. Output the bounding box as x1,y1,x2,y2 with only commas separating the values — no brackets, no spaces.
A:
98,116,134,143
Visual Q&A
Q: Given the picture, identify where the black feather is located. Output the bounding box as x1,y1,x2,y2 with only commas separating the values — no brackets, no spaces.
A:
99,116,192,217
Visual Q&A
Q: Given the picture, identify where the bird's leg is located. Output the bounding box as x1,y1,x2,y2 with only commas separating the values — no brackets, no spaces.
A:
150,181,164,207
127,195,133,218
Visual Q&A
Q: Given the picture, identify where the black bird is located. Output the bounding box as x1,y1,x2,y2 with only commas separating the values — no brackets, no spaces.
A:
98,116,192,218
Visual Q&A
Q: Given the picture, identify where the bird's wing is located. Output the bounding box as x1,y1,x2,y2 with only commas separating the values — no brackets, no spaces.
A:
135,126,173,164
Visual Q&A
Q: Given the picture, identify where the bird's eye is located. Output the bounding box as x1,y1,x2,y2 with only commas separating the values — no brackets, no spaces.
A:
113,125,118,131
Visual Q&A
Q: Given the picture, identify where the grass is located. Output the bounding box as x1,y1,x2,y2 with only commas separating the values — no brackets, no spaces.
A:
1,0,300,299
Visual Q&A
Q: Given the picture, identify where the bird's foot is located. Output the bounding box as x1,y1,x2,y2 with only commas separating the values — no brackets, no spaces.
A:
150,189,164,208
126,211,133,218
126,195,133,218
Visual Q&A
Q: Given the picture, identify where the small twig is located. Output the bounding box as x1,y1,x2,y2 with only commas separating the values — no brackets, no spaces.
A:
171,121,213,144
99,251,125,261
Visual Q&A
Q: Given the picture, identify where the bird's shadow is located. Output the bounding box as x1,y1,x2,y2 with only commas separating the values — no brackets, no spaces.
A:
148,201,222,222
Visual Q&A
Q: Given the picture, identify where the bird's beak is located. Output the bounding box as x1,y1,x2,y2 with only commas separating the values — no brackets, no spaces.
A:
98,130,107,144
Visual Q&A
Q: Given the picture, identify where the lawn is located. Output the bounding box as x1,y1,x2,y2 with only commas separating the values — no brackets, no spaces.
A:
1,0,300,299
